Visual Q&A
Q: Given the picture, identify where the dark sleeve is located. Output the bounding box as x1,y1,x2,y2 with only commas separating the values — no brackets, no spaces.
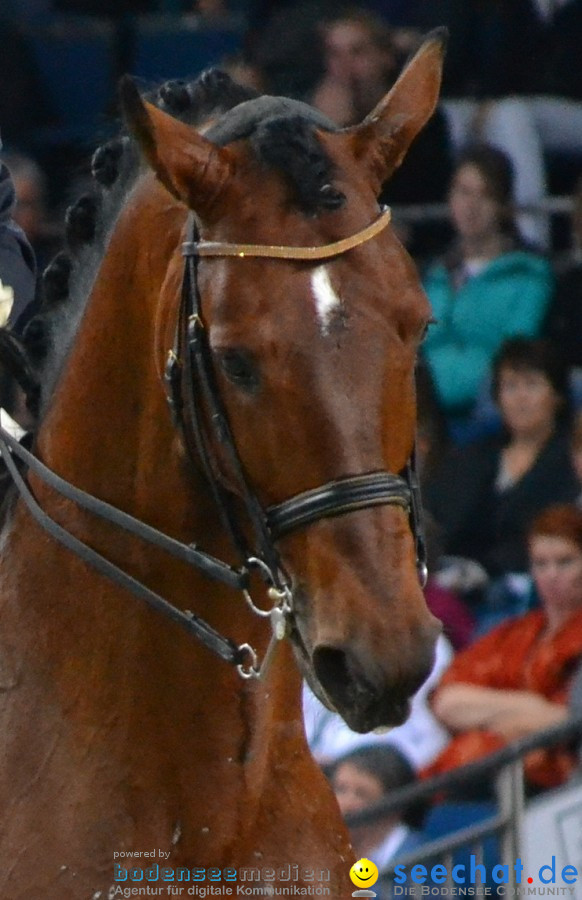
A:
543,267,582,370
0,229,36,330
422,438,499,567
0,164,36,332
485,432,581,575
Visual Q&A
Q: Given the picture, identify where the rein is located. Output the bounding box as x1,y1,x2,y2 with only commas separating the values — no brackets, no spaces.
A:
0,205,426,679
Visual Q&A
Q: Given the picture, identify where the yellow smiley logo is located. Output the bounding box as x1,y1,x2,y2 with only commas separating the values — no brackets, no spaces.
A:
350,857,379,888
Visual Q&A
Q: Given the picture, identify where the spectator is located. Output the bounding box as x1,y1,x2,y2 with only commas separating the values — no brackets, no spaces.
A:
361,0,543,99
0,149,36,334
303,634,453,773
1,151,62,277
424,503,582,792
442,97,549,250
422,145,553,436
309,10,453,258
416,358,450,489
352,0,550,247
425,339,579,603
423,511,476,650
416,363,477,647
522,2,582,164
310,10,399,126
249,0,336,99
0,143,38,434
422,1,582,248
330,745,425,894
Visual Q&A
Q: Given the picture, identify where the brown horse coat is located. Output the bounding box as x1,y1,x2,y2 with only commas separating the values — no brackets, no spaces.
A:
0,32,446,898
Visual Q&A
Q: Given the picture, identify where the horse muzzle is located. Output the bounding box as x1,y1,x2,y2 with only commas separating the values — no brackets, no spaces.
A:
311,643,422,731
291,605,440,732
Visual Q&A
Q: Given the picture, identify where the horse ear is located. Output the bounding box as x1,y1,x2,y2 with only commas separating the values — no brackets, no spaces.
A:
348,29,447,194
119,76,234,220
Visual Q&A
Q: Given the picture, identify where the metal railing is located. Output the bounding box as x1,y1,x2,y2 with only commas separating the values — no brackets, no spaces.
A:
345,716,582,887
391,195,574,225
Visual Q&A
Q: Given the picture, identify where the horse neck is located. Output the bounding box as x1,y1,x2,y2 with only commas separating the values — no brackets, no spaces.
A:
36,178,216,537
38,179,186,503
25,178,303,778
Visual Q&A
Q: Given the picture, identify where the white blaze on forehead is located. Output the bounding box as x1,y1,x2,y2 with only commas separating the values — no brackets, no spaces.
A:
311,265,340,334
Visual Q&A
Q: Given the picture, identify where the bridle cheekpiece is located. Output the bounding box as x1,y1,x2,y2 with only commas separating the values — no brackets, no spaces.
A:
166,205,427,672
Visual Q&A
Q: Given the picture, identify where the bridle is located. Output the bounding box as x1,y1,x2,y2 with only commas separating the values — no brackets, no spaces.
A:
0,205,427,679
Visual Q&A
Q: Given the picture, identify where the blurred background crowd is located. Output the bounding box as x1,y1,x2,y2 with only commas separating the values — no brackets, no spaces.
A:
4,0,582,895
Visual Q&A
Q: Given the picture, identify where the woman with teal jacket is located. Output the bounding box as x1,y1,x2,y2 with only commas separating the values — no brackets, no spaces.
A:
422,144,553,433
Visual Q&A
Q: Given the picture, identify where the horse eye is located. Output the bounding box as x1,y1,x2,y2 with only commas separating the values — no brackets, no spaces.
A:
218,349,259,390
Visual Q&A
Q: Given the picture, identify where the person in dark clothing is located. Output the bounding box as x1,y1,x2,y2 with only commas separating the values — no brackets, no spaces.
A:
358,1,550,248
424,338,580,578
360,0,544,100
0,143,38,432
330,744,427,898
309,10,453,259
426,504,582,790
245,0,337,99
544,266,582,371
1,151,63,280
250,0,545,100
0,153,36,333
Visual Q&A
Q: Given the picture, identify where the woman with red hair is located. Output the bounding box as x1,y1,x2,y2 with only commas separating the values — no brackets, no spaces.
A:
425,503,582,789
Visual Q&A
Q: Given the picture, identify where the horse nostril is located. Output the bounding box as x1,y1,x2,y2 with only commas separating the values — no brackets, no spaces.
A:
313,645,348,703
313,645,374,721
312,637,436,732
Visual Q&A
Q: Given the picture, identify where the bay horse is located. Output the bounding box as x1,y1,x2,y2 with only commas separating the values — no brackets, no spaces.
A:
0,30,445,899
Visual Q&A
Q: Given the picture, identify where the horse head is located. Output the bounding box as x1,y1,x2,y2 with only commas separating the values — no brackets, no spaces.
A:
115,31,446,733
